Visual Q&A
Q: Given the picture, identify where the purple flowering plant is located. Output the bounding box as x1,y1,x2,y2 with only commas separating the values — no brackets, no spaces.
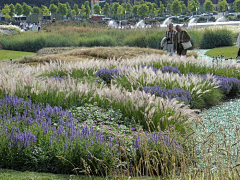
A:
0,96,184,175
143,86,192,104
95,68,120,83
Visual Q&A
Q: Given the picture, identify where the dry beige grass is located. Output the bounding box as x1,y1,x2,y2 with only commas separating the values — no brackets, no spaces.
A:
18,46,167,64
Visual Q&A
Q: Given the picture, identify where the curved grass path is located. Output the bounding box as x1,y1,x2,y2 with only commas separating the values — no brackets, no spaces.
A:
0,50,35,61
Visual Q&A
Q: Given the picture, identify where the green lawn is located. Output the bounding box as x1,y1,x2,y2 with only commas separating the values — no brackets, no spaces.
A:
0,50,35,61
205,46,239,59
0,169,161,180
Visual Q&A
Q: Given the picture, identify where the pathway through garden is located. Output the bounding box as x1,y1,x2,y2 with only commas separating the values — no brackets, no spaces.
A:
189,49,240,170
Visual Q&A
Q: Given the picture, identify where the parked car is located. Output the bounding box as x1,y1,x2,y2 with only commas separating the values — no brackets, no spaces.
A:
189,15,201,19
102,18,112,21
200,13,213,19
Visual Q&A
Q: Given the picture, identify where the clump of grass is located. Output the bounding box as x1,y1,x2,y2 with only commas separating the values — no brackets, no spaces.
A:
200,28,234,49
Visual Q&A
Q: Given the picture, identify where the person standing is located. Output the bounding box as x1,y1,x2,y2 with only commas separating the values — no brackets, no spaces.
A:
165,23,176,56
37,21,41,32
174,25,191,56
236,33,240,58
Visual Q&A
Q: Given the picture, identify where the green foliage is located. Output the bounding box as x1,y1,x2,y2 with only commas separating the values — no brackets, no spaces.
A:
126,2,132,14
200,29,233,49
124,31,164,49
15,3,23,16
49,4,58,14
72,9,77,18
58,3,67,16
50,0,60,5
132,5,138,16
188,0,200,12
42,5,50,16
137,4,149,17
204,0,214,13
218,0,228,12
111,2,120,16
9,4,15,18
103,2,110,16
80,4,86,17
171,0,182,15
159,1,165,14
84,1,90,18
32,6,41,14
117,5,124,16
233,0,240,12
69,104,136,139
1,4,11,19
73,4,79,16
93,5,101,14
22,2,32,16
79,36,117,47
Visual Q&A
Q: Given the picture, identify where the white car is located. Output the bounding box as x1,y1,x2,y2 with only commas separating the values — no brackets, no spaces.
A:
102,18,112,21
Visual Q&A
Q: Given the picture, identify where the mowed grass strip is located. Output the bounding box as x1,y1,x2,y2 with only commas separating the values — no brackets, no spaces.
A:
0,168,103,180
205,46,239,59
0,50,35,61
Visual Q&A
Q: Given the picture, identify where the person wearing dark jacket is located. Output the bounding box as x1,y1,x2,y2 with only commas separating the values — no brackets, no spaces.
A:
174,25,191,56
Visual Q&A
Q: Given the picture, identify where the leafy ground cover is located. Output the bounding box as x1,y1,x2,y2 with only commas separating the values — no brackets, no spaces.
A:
0,50,35,61
1,52,240,179
205,46,239,59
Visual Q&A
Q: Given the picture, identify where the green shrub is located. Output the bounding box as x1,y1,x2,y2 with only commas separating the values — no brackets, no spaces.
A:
209,17,216,22
197,17,206,23
200,29,233,49
124,31,164,49
79,36,117,47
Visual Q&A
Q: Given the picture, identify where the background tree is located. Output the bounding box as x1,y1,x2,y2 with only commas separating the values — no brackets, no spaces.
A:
126,2,133,16
2,4,11,19
58,3,67,18
84,1,90,18
65,2,72,17
180,1,187,11
9,4,15,18
42,5,50,16
22,2,32,16
49,4,58,14
132,5,138,17
33,6,41,14
117,5,124,19
204,0,214,13
103,2,110,16
93,5,101,14
159,1,165,15
49,4,58,18
72,9,77,19
50,0,60,6
112,2,120,18
137,4,149,18
188,0,200,15
171,0,182,15
73,4,79,16
15,3,23,16
80,4,86,18
233,0,240,13
218,0,228,13
146,2,154,16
